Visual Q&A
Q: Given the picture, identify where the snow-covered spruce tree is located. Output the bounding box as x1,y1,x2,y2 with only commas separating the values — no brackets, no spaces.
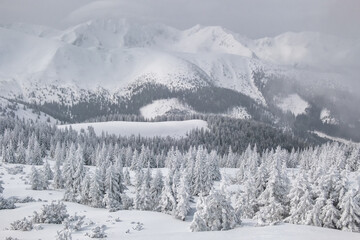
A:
208,150,221,181
190,190,237,231
158,172,177,215
90,168,105,208
134,168,144,209
123,167,131,186
135,163,152,211
43,160,53,181
175,172,191,221
30,166,48,190
16,141,26,164
235,172,257,220
63,144,77,201
338,188,360,232
150,168,164,210
306,196,326,227
256,147,290,225
192,147,213,196
286,171,314,225
321,198,341,229
31,140,43,165
80,172,92,206
347,145,360,172
190,195,208,231
103,164,123,210
71,147,86,201
53,154,64,189
3,141,16,163
0,180,4,194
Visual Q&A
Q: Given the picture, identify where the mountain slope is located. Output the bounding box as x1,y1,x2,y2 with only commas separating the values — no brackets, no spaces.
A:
0,19,359,140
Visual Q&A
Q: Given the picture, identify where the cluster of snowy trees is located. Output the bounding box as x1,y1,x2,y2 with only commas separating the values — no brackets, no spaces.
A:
1,117,360,232
233,144,360,232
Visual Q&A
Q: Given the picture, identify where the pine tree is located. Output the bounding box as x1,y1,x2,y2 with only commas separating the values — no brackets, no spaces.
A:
30,166,47,190
286,171,314,224
123,167,131,186
136,163,152,211
150,169,164,210
256,148,290,225
235,173,257,220
175,172,191,221
322,199,340,229
43,161,53,181
190,190,236,231
90,168,105,208
80,173,92,206
192,147,212,196
53,154,64,189
338,188,360,232
17,141,26,164
208,150,221,181
306,196,325,227
158,173,177,215
103,164,123,210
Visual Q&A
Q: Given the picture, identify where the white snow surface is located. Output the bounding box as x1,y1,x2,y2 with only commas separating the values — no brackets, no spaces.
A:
140,98,195,119
0,164,359,240
312,131,359,146
58,120,208,138
275,94,309,116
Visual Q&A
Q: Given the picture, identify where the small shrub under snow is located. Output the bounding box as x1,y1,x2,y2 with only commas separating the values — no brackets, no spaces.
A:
10,217,33,231
33,201,69,224
85,225,107,238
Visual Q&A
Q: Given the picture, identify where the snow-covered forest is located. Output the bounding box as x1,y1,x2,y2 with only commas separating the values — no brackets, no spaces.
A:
0,116,359,239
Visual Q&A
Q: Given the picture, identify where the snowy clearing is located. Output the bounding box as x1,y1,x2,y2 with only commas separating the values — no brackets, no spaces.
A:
312,131,359,146
0,164,359,240
275,93,309,116
58,120,208,138
140,98,195,119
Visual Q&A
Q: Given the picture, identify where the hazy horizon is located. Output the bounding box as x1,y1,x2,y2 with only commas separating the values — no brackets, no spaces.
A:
0,0,359,39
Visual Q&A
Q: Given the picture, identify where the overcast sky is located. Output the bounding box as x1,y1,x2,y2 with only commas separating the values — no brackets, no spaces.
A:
0,0,359,39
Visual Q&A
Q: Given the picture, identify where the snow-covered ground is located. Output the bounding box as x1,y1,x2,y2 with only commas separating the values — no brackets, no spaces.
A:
140,98,195,119
312,131,360,146
275,93,309,116
0,163,359,240
58,120,208,138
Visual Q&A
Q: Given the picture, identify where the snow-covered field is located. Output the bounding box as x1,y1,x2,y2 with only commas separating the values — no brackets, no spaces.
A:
0,163,359,240
58,120,208,138
275,93,309,116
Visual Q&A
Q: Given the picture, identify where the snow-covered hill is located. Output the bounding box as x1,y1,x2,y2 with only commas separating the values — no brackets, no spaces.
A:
0,97,57,124
58,120,208,138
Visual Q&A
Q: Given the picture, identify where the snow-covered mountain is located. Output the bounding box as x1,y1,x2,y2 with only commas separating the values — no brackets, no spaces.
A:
0,19,355,102
0,18,359,140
